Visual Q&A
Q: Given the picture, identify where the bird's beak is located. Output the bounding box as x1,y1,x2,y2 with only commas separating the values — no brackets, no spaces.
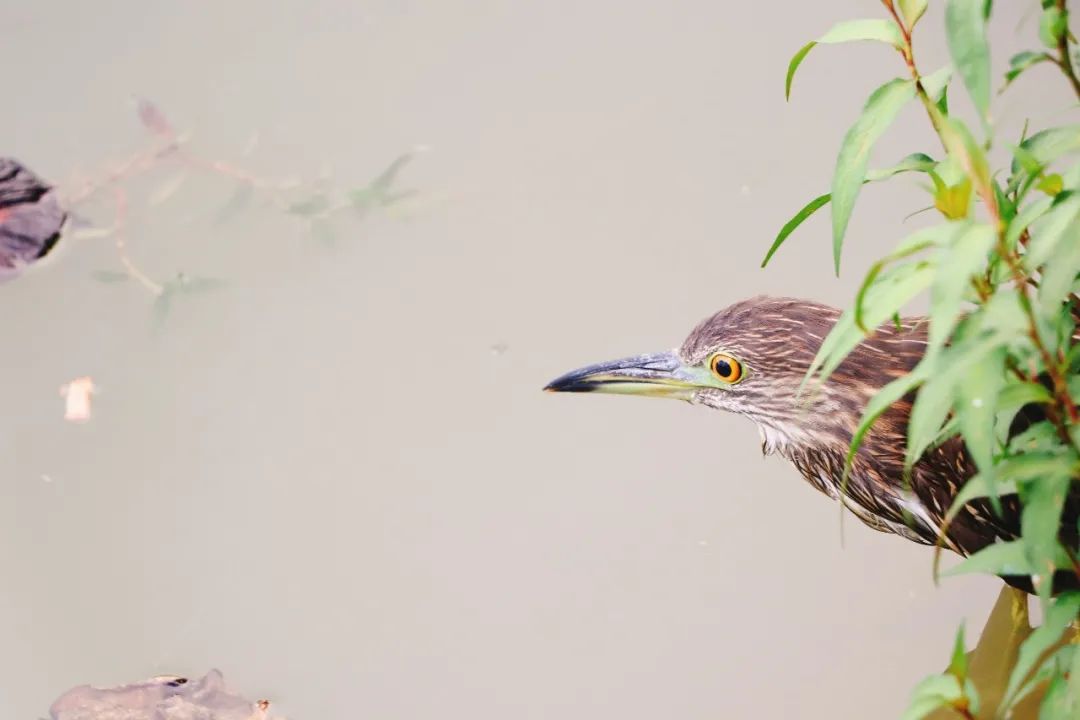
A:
543,351,703,401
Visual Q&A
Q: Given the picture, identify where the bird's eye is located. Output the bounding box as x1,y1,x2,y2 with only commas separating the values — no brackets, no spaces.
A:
708,353,743,384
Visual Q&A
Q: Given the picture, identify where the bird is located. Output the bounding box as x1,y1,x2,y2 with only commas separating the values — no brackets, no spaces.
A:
544,295,1080,595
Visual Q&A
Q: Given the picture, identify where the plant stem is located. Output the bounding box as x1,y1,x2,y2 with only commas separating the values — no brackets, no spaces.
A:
1055,0,1080,100
113,188,163,296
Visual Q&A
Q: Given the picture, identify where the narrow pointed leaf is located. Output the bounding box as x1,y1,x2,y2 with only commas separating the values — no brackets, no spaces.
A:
1025,192,1080,270
938,115,992,198
922,65,953,105
943,540,1034,577
1003,51,1052,89
1012,126,1080,175
830,78,917,274
1004,194,1052,250
763,154,934,267
956,346,1006,492
1038,214,1080,318
899,674,963,720
946,0,992,124
804,258,933,391
899,0,930,30
1021,473,1072,603
928,222,994,353
785,42,816,100
845,362,931,482
1003,593,1080,707
785,20,904,100
907,331,1009,468
947,623,969,682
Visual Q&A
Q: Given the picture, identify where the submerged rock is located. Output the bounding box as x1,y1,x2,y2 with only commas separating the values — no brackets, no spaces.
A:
48,669,279,720
0,157,66,280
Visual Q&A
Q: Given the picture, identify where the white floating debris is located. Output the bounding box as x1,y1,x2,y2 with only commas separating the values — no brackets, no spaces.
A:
59,376,97,423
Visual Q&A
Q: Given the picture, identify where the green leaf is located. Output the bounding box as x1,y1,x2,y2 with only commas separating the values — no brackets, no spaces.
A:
856,224,951,332
845,362,931,486
921,65,953,105
1021,473,1072,602
830,78,917,274
906,328,1011,470
91,270,131,284
1025,192,1080,271
1041,668,1076,720
899,0,930,30
899,674,964,720
1038,211,1080,319
943,539,1034,576
1003,50,1052,89
1004,194,1053,251
785,42,816,101
762,193,830,267
938,115,992,198
942,471,1018,530
1003,592,1080,707
804,258,933,392
1014,126,1080,175
936,84,950,115
946,0,993,125
763,153,935,267
1039,172,1065,196
947,622,969,682
1068,638,1080,719
1008,421,1060,454
956,345,1006,482
785,19,905,100
933,177,973,219
867,152,938,180
928,222,994,353
1040,5,1068,48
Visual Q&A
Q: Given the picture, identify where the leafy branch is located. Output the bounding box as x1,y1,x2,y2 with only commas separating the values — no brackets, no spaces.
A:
767,0,1080,717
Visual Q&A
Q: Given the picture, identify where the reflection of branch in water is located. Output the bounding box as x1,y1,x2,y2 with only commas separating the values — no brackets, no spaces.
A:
112,187,163,296
62,97,424,304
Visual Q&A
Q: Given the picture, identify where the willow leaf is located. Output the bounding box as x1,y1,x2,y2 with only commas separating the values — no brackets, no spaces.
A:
786,20,904,100
945,0,992,125
762,153,935,267
831,78,917,274
1003,593,1080,708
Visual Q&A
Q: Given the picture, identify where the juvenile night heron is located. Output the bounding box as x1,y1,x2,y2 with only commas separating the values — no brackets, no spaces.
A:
545,296,1080,594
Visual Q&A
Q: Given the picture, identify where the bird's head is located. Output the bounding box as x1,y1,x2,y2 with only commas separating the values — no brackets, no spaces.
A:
545,296,922,452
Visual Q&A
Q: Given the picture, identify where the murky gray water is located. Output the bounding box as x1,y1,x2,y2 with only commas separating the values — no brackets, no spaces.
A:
2,1,1045,718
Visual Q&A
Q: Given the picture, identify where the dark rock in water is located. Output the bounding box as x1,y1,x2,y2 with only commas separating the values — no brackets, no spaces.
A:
48,669,279,720
0,157,66,280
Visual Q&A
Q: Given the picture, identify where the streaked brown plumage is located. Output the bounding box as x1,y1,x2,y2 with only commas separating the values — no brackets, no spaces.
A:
546,295,1080,594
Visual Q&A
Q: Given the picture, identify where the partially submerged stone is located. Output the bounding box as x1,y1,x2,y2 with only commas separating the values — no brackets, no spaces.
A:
48,669,279,720
0,157,66,280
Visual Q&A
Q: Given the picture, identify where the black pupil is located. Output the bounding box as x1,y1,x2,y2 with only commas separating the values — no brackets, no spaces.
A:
714,358,732,378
